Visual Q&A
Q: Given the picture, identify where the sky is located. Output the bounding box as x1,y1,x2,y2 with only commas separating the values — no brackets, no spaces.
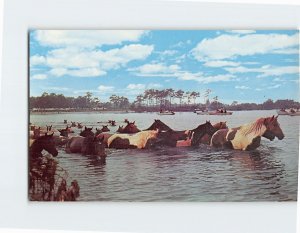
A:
29,30,299,104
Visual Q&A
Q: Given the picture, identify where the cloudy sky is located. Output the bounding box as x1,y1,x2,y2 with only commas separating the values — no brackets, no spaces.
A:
30,30,299,104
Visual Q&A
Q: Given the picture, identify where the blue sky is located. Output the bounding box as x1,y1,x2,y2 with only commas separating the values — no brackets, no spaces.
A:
30,30,299,104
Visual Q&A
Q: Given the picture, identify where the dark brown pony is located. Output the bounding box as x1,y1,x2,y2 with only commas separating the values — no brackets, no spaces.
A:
101,125,110,132
109,120,116,126
31,127,41,139
116,126,124,133
29,133,58,159
58,126,70,137
145,119,172,131
154,121,216,147
66,135,106,162
71,121,76,127
122,121,140,134
29,133,58,201
211,116,284,150
46,125,52,132
95,128,103,136
81,136,106,158
77,123,83,129
200,121,228,144
80,126,94,137
189,121,217,146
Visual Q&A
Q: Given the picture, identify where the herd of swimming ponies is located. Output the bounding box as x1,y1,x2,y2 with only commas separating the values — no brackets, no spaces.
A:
29,115,284,163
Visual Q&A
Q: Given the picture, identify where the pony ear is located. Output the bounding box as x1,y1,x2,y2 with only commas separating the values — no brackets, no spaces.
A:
85,126,87,130
133,121,135,124
275,115,279,119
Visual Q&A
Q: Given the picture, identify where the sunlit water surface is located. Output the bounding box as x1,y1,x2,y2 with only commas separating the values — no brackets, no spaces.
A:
30,110,299,201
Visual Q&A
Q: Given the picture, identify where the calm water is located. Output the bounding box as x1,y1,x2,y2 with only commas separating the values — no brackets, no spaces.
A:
30,110,299,201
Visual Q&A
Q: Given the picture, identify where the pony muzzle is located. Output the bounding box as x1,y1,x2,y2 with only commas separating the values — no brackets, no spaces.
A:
277,134,284,140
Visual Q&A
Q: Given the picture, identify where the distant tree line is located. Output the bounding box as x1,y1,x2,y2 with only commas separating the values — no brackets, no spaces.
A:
29,90,300,112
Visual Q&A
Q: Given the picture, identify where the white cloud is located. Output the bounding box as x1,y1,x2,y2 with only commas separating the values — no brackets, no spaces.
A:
225,65,299,77
130,63,236,84
30,55,46,66
171,40,192,48
46,87,70,91
31,44,154,78
147,83,163,89
31,74,47,80
157,50,178,56
267,84,281,89
126,84,146,90
129,63,180,75
192,33,299,61
34,30,147,48
203,60,240,67
174,54,186,64
195,74,236,84
98,85,115,92
235,85,250,90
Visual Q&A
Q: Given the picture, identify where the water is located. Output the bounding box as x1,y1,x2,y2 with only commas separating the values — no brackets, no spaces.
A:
30,110,299,201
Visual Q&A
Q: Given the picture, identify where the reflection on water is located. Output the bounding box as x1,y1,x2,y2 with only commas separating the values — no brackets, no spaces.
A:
30,110,298,201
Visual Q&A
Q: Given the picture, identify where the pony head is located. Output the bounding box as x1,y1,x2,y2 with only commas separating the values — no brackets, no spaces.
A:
146,119,172,131
123,121,140,134
77,122,83,129
117,126,124,133
80,126,95,137
46,125,52,132
33,127,41,139
34,132,58,157
95,128,103,136
264,115,284,140
58,128,68,137
101,125,110,132
191,121,217,146
262,129,275,141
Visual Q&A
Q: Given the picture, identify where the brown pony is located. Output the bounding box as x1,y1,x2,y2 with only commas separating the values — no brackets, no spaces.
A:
80,126,94,137
210,116,284,150
122,121,140,134
200,121,228,144
29,133,58,159
101,125,110,132
116,126,124,133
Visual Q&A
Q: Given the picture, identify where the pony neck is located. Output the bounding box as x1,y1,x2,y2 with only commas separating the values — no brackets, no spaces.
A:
30,140,43,157
240,119,267,137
